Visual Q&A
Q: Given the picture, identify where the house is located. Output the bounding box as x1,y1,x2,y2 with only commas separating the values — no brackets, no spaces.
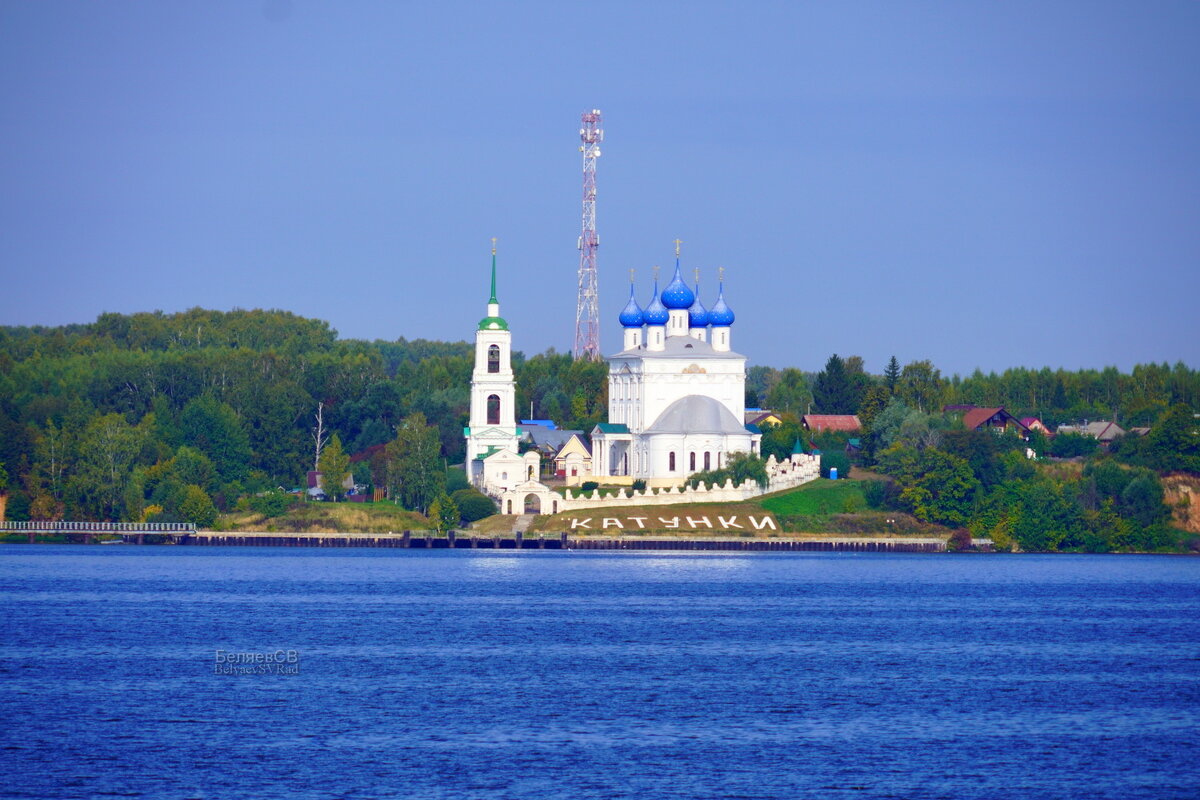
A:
1019,417,1053,435
801,414,862,433
553,433,593,485
963,407,1031,437
845,437,863,456
519,423,583,461
1057,420,1126,447
306,470,354,499
745,408,783,427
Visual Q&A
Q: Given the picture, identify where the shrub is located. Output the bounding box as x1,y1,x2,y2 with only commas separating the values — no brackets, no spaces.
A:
947,528,973,551
862,480,888,509
1049,432,1099,459
581,481,600,492
631,479,647,492
452,488,497,523
249,489,291,518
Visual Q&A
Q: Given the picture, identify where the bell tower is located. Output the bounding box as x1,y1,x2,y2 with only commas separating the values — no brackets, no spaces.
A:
465,241,519,477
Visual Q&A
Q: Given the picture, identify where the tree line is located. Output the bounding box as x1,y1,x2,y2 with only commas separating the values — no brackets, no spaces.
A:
1,310,1196,534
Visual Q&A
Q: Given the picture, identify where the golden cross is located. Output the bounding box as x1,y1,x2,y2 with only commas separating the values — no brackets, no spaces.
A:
629,268,635,283
491,237,497,254
718,266,725,282
652,265,660,280
693,267,700,284
673,238,682,257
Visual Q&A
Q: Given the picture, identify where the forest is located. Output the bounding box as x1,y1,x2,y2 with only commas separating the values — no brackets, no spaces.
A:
1,309,1197,550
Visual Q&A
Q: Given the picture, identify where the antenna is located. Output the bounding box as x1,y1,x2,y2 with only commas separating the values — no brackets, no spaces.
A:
574,109,603,360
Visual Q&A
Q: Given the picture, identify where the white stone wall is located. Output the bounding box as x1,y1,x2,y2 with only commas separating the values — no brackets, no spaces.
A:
552,453,820,514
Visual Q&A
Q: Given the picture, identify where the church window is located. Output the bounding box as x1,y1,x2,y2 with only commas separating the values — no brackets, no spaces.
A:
689,452,696,471
704,451,711,470
487,394,500,425
669,452,676,472
487,344,500,373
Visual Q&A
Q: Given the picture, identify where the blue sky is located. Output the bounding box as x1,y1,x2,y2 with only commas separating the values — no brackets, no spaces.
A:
2,1,1197,375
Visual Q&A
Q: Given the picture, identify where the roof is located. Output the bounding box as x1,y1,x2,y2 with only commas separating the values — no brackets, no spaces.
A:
963,407,1032,434
647,395,747,435
611,335,744,361
1019,417,1042,427
1084,420,1125,440
519,419,557,429
744,423,761,434
802,414,862,432
594,422,630,434
521,425,581,450
963,407,1003,430
554,433,593,459
747,411,781,427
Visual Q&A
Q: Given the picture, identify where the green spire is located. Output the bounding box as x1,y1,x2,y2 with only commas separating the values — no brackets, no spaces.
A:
792,437,805,455
489,239,498,304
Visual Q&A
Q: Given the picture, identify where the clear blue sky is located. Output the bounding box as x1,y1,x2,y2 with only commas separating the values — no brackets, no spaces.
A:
2,1,1197,376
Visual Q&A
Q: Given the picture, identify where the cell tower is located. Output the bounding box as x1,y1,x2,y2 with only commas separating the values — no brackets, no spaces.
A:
574,109,603,360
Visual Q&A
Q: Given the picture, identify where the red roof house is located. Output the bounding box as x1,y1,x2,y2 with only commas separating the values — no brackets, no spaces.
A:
963,407,1031,437
801,414,862,433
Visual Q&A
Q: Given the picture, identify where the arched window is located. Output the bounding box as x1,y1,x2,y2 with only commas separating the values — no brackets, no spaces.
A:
689,452,696,471
704,451,711,471
487,344,500,373
669,452,676,472
487,394,500,425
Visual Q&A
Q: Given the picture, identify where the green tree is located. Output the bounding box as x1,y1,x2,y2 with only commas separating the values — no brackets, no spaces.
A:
67,413,144,520
171,446,218,493
386,412,445,514
451,488,497,523
877,445,980,526
813,354,857,414
428,493,459,533
179,395,252,483
857,385,891,431
884,356,901,394
898,360,944,413
1049,432,1099,459
766,368,812,417
178,484,218,527
317,434,350,501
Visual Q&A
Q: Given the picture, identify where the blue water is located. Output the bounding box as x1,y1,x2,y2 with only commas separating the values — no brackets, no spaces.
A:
0,547,1198,800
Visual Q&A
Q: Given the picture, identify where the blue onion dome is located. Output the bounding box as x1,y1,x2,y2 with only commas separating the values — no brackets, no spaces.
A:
618,283,645,327
644,280,669,326
687,281,709,327
708,283,735,326
660,260,696,309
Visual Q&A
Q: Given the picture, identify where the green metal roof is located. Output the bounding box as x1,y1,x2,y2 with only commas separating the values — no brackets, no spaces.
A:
478,316,508,330
594,422,630,434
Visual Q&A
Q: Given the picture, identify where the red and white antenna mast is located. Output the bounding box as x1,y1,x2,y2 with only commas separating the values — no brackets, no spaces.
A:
574,109,603,360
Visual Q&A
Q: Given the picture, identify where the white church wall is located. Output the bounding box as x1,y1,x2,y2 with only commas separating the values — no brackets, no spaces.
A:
556,454,821,514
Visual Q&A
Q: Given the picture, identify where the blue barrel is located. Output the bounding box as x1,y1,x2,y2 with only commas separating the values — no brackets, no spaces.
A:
830,467,838,480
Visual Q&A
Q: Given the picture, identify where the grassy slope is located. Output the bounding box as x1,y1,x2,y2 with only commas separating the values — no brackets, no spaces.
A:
216,501,430,533
527,479,948,538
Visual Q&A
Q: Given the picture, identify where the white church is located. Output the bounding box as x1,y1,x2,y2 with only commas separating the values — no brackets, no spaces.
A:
465,245,775,507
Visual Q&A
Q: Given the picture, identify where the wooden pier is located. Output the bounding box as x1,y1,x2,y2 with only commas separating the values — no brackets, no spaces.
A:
3,522,986,552
182,531,959,552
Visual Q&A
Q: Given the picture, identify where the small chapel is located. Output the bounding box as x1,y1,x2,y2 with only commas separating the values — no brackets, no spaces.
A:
464,243,763,501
